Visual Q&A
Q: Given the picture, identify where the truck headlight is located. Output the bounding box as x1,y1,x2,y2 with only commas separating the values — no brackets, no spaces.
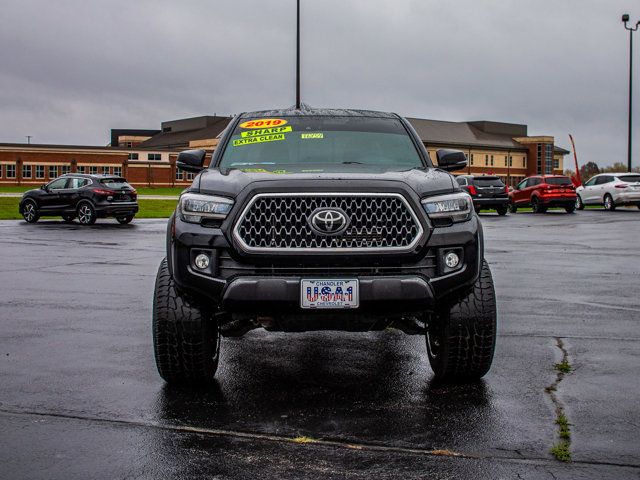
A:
421,192,472,224
178,193,234,224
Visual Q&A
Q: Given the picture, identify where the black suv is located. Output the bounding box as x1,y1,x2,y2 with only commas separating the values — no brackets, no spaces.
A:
153,108,497,384
19,174,138,225
456,175,509,215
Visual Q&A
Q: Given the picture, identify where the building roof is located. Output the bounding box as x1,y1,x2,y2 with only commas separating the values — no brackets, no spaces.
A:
110,129,160,147
137,116,232,149
0,143,177,153
406,118,528,151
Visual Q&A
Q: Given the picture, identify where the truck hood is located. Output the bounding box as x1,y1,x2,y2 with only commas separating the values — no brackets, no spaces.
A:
194,168,457,199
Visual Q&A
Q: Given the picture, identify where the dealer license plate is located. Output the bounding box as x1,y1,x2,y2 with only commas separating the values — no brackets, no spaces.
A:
300,279,359,309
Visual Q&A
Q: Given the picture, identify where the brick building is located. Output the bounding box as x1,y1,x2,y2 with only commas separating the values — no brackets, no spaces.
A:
0,114,568,188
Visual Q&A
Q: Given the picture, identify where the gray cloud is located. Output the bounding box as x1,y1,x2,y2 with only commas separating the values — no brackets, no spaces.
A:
0,0,638,167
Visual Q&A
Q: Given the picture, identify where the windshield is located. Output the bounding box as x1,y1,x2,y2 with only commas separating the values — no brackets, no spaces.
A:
474,177,503,187
218,116,424,173
545,177,571,185
100,178,132,189
618,175,640,183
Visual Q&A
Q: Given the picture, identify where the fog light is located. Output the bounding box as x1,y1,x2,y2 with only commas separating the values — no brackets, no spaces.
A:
444,252,460,269
194,253,210,270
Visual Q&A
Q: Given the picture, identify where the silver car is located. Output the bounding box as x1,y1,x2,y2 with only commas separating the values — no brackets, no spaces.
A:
576,173,640,211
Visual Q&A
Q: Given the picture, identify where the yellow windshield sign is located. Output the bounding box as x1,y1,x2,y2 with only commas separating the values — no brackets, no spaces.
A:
233,133,286,147
239,118,288,129
241,126,292,138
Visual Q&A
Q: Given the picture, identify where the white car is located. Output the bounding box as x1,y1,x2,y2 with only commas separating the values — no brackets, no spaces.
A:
576,173,640,211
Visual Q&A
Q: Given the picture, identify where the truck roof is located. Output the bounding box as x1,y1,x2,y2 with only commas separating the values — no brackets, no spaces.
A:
238,105,399,119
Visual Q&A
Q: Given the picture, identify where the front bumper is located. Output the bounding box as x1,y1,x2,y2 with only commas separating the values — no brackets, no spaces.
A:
168,212,483,315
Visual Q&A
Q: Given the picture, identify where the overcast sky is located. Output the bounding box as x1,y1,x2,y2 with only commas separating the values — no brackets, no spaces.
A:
1,0,639,167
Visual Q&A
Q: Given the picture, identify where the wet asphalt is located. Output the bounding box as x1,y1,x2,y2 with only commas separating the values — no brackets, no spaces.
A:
1,209,639,479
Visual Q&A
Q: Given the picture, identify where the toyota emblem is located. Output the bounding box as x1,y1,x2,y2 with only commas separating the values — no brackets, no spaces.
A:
309,208,349,235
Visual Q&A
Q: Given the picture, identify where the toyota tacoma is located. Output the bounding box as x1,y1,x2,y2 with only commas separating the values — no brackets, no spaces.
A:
153,107,497,383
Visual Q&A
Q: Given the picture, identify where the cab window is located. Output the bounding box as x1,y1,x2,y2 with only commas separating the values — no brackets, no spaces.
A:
456,177,467,186
47,178,67,190
527,178,541,187
517,179,528,190
584,177,598,187
68,178,89,189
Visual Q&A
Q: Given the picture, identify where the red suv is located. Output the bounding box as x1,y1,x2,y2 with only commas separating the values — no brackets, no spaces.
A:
509,175,577,213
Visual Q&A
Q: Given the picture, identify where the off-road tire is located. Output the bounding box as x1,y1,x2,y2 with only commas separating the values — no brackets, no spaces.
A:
575,195,585,210
603,194,615,211
426,260,497,382
565,204,576,214
77,202,97,225
496,205,508,216
116,215,134,224
22,200,40,223
153,258,220,384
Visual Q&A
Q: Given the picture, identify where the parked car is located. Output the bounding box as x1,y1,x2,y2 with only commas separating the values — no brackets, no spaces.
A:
455,175,509,215
19,174,138,225
152,107,498,384
509,175,576,213
575,173,640,211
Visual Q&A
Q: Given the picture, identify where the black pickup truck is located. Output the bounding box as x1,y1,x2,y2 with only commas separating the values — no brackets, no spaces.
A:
153,107,497,384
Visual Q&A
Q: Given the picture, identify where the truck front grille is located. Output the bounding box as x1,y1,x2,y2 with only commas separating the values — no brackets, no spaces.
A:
233,193,424,252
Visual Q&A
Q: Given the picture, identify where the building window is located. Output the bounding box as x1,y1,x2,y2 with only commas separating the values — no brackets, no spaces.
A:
490,155,494,166
186,172,195,180
35,165,45,179
545,144,553,174
128,153,139,161
470,154,474,165
148,153,161,161
523,156,527,168
102,166,110,175
6,164,16,178
124,142,133,148
77,166,86,174
0,165,3,178
48,166,58,179
89,166,98,175
537,144,543,174
22,164,32,179
485,155,489,166
554,158,560,169
61,165,70,175
175,169,183,181
113,167,122,177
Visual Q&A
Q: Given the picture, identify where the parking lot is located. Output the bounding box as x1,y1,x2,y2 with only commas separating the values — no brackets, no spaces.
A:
1,210,639,479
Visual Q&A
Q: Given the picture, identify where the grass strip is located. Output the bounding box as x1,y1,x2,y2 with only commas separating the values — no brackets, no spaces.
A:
0,197,177,220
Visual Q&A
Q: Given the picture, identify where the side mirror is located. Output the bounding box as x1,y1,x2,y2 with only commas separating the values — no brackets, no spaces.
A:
40,184,47,190
436,149,467,172
177,149,206,173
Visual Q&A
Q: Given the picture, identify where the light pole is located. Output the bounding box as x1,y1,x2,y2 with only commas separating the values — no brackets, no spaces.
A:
622,14,639,172
296,0,301,109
